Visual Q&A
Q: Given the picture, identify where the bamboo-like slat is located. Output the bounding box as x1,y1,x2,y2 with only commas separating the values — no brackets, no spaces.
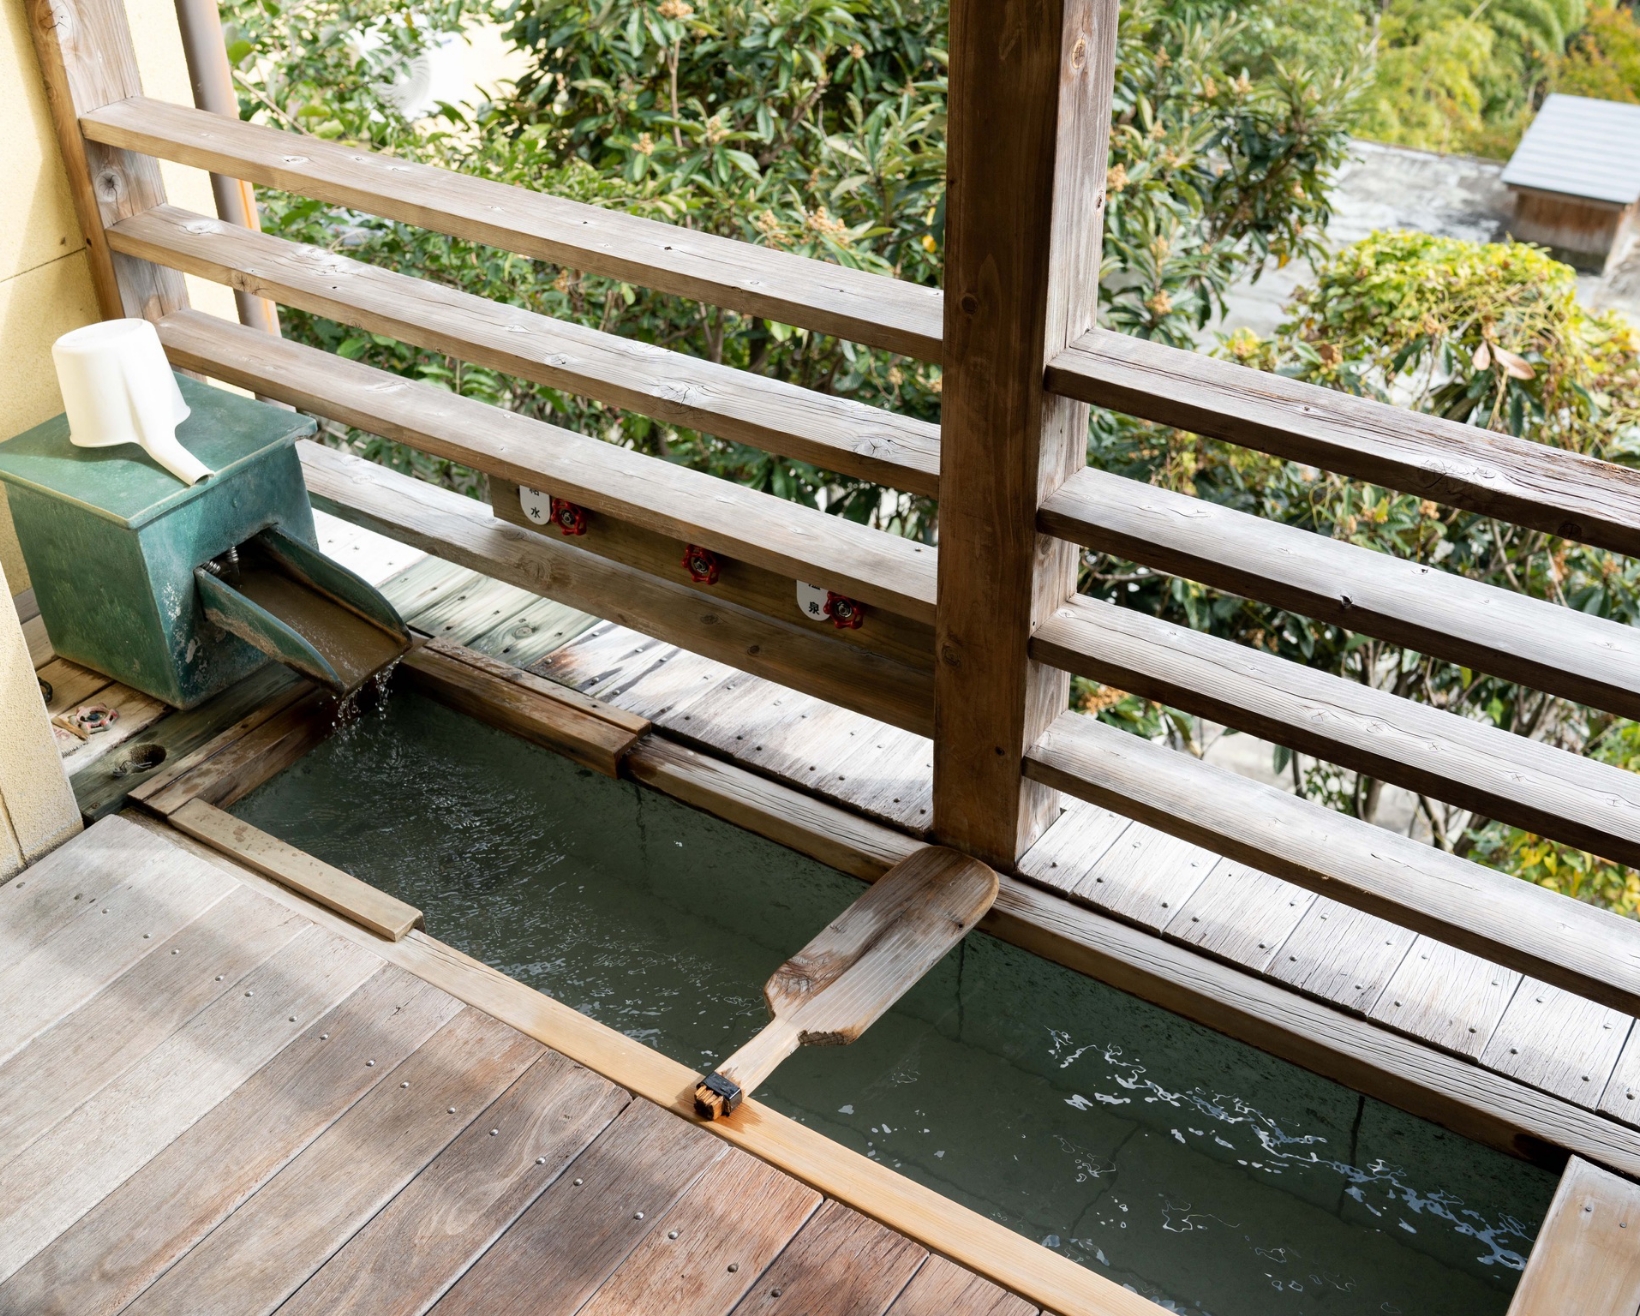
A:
1032,593,1640,867
81,96,944,361
112,206,940,497
1024,708,1640,1019
1047,327,1640,556
1040,465,1640,721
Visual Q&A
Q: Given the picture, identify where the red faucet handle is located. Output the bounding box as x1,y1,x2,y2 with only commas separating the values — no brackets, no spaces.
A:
683,544,720,584
824,592,865,630
549,497,588,535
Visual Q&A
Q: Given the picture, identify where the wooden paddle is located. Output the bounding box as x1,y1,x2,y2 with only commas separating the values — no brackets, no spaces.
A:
694,846,999,1119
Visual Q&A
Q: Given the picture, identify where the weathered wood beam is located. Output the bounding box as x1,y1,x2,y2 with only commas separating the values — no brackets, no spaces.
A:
1048,327,1640,558
157,309,937,626
1039,464,1640,721
27,0,186,318
83,96,944,361
295,441,936,737
1034,593,1640,869
113,206,940,497
1507,1156,1640,1314
1024,707,1640,1020
934,0,1118,866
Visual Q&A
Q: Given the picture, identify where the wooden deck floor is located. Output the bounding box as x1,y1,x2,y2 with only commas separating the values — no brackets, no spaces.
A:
0,813,1034,1316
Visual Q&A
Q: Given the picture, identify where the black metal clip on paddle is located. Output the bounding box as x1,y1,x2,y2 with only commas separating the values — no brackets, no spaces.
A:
692,846,998,1121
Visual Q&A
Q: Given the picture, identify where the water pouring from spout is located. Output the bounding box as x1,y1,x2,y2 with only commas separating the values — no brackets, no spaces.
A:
52,319,213,486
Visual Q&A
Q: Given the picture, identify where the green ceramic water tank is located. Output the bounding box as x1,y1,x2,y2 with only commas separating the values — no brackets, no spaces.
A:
0,375,318,708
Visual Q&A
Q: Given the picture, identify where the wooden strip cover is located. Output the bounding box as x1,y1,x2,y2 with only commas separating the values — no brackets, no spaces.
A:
168,799,423,941
0,969,461,1316
1163,863,1314,973
1481,983,1632,1107
727,1199,926,1316
1026,708,1640,1019
436,1099,728,1316
122,1009,542,1314
85,96,944,361
1509,1156,1640,1314
278,1051,628,1316
1068,827,1217,932
0,885,305,1166
887,1254,1037,1316
576,1148,820,1316
1267,900,1415,1015
1367,938,1519,1060
0,924,380,1284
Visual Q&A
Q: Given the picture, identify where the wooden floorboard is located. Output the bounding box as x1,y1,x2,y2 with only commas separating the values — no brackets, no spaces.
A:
574,1146,821,1316
433,1099,729,1316
888,1255,1039,1316
0,826,233,1065
0,884,305,1169
1266,899,1417,1015
726,1199,926,1316
1367,938,1520,1061
0,922,380,1285
2,795,1082,1316
1162,862,1314,973
123,1008,542,1316
0,967,460,1316
278,1051,627,1316
1482,983,1633,1108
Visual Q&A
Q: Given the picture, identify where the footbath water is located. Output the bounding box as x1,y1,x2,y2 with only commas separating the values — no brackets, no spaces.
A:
232,690,1557,1314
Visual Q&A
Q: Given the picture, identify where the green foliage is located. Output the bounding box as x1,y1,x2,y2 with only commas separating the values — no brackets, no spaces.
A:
1554,1,1640,102
1356,0,1591,158
224,0,1359,540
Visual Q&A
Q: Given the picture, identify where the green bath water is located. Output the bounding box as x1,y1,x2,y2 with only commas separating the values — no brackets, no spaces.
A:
233,691,1556,1314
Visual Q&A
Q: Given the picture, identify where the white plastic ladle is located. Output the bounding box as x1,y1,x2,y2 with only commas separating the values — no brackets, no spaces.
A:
51,319,212,486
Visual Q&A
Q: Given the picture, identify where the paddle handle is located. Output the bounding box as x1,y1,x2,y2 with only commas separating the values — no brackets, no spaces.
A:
694,1015,802,1119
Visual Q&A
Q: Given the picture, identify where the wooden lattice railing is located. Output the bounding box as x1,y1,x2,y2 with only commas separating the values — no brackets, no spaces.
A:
29,0,1640,1044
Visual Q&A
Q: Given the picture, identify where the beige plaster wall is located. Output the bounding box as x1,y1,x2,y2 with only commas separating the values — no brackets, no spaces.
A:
1,0,239,593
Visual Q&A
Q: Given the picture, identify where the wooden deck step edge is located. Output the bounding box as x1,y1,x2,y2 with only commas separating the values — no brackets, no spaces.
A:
1508,1156,1640,1314
118,207,940,500
1025,708,1640,1020
1046,326,1640,559
83,96,945,363
401,640,648,778
1039,464,1640,724
169,797,422,940
1031,593,1640,869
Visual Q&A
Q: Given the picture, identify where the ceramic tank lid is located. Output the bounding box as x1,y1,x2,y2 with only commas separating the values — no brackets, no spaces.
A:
0,374,315,531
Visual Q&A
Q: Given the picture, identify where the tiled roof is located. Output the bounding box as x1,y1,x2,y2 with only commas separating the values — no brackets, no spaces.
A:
1501,93,1640,206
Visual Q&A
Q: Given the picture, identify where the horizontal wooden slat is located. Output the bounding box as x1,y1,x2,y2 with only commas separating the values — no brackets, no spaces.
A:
157,308,936,624
1048,327,1640,556
114,205,939,497
1023,707,1640,1019
1032,593,1640,868
1040,465,1640,721
83,96,944,361
295,441,936,737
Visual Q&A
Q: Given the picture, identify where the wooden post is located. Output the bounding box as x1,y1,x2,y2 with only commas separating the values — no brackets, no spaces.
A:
933,0,1118,867
28,0,189,320
173,0,282,335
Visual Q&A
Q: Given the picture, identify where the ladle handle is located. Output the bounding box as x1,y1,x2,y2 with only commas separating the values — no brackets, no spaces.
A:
694,1015,802,1119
